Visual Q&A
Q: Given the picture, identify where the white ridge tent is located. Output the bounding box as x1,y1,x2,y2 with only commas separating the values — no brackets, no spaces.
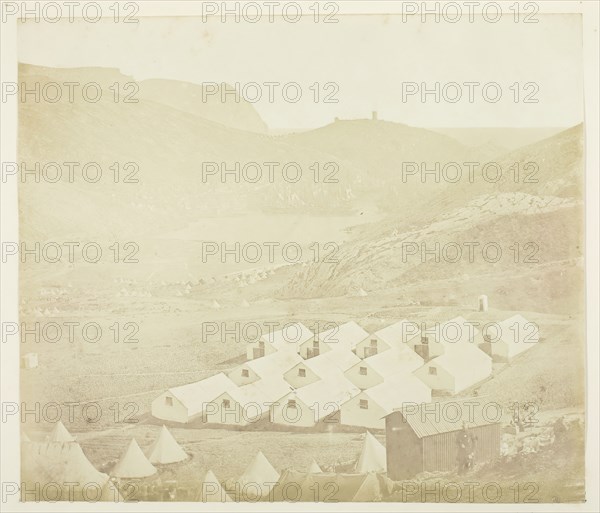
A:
238,451,280,499
197,470,232,502
112,439,157,478
146,426,188,464
355,431,387,473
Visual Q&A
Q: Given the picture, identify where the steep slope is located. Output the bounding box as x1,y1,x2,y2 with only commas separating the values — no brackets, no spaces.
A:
138,79,268,134
283,119,472,211
18,66,373,240
19,64,268,133
280,126,584,313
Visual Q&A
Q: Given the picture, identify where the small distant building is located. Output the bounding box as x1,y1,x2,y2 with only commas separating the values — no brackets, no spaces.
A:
246,322,313,360
372,111,378,121
478,314,539,361
479,295,489,312
21,353,39,369
385,400,502,480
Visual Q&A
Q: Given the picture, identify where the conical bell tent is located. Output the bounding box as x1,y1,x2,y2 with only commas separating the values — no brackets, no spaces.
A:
100,478,124,502
146,426,188,464
21,441,112,501
238,451,280,499
197,470,232,502
355,431,387,473
308,459,323,474
48,421,75,443
111,439,157,478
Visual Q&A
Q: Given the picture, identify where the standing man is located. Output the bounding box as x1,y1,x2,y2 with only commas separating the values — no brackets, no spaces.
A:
456,421,477,474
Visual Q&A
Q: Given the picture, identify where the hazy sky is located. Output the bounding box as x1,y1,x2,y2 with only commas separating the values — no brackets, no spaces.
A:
18,13,583,129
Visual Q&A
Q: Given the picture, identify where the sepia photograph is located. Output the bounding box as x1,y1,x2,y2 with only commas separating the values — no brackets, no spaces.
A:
0,1,598,511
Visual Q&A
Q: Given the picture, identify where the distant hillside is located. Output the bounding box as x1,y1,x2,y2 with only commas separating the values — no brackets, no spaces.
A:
430,126,567,150
282,119,477,212
280,125,584,314
18,65,371,240
17,65,584,315
138,79,268,134
19,63,268,133
18,65,490,241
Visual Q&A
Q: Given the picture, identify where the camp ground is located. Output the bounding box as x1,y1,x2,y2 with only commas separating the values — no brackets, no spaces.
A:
150,314,532,429
344,344,424,390
19,314,552,502
246,322,314,360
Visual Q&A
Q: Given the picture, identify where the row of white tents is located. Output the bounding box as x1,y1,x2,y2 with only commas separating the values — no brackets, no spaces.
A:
246,316,539,362
22,422,389,502
153,315,539,429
